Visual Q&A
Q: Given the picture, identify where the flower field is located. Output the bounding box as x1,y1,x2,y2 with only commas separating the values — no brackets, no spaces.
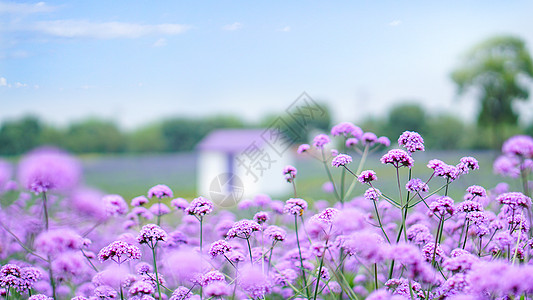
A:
0,122,532,300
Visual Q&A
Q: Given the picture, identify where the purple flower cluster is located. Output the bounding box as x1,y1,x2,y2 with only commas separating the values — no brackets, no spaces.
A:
283,198,308,216
184,196,214,217
226,219,261,239
137,224,168,247
331,154,352,167
331,122,363,138
496,192,532,209
0,264,42,293
358,170,377,183
364,188,381,201
282,165,297,182
209,240,232,258
398,131,425,153
380,149,414,168
312,134,331,149
98,241,142,264
406,178,429,193
147,184,174,199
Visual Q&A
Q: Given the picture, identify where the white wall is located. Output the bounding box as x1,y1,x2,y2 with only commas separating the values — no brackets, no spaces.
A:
198,150,228,198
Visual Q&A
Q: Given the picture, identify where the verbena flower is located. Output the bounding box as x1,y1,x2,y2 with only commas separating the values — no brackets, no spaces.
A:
147,184,173,199
457,156,480,173
467,185,486,197
282,165,297,182
137,224,168,247
502,135,533,158
398,131,425,153
364,188,381,201
377,136,391,147
429,196,455,216
358,170,377,183
34,229,83,256
209,240,232,258
131,195,149,207
253,211,269,224
406,178,429,193
331,122,362,138
28,295,53,300
0,264,43,293
170,198,189,210
312,134,330,149
361,132,378,146
283,198,308,216
103,194,128,216
496,192,532,209
238,265,272,299
149,203,171,216
297,144,310,154
129,281,155,296
226,219,261,239
346,138,358,147
98,241,142,264
204,281,231,297
332,154,352,167
264,225,287,242
381,149,414,168
170,286,192,300
184,196,214,217
312,207,339,224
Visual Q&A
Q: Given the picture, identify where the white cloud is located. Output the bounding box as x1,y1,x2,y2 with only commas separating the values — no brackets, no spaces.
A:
15,82,27,88
0,77,6,86
389,20,402,27
222,22,242,31
279,26,291,32
152,38,167,47
29,20,191,39
0,1,56,14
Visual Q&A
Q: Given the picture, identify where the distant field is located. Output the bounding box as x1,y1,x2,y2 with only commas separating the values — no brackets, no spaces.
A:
82,150,519,204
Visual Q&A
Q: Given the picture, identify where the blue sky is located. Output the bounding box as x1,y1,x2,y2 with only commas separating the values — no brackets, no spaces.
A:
1,1,533,129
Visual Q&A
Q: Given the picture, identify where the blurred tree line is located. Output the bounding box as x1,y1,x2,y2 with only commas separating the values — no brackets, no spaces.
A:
1,101,531,156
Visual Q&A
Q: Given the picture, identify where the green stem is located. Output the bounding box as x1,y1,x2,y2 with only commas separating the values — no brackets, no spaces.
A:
295,215,310,299
42,191,49,231
373,200,391,243
246,237,254,264
374,263,378,291
321,149,341,202
200,216,204,253
151,245,162,300
120,286,124,300
340,167,346,206
313,246,327,300
462,221,470,249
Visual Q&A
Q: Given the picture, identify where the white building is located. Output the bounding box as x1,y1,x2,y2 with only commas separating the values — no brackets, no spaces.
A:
197,129,293,207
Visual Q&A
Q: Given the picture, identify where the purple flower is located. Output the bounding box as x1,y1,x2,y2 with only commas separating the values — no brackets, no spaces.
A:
0,160,12,191
331,149,339,157
209,240,232,258
226,219,261,239
136,262,152,275
171,198,189,210
312,134,331,149
283,198,308,216
358,170,377,183
457,200,483,213
272,269,297,287
429,196,455,216
502,135,533,158
457,156,479,173
377,136,391,147
332,154,352,167
98,241,142,264
493,155,521,178
421,242,444,262
497,192,531,209
131,196,149,207
147,184,173,199
28,295,53,300
407,224,433,246
322,181,334,193
264,225,287,242
297,144,310,154
137,224,168,247
346,138,359,147
361,132,378,146
34,228,83,256
238,265,272,299
170,286,192,300
398,131,425,153
364,188,381,201
381,149,414,168
184,196,214,217
204,281,230,297
200,270,225,287
149,203,171,216
331,122,362,138
342,231,385,262
103,194,128,216
406,178,429,193
467,185,486,197
0,264,43,293
253,211,269,224
312,207,339,224
283,165,297,182
17,147,81,194
94,285,118,299
129,281,155,296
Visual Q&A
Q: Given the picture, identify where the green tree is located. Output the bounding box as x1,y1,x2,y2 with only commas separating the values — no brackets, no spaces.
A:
64,119,126,153
128,123,166,153
383,102,427,141
452,35,533,148
0,116,42,155
424,114,466,150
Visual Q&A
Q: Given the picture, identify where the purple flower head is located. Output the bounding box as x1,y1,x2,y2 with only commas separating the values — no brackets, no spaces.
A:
398,131,425,153
331,149,339,157
493,155,521,178
131,207,154,220
283,165,297,182
322,181,335,193
364,188,381,201
406,178,429,193
34,228,83,255
137,224,168,247
377,136,391,147
147,184,173,199
407,224,433,246
332,154,352,167
457,200,483,213
283,198,308,216
171,197,189,210
457,156,479,173
427,159,445,171
502,135,533,158
312,208,339,224
226,219,261,239
98,241,142,264
0,264,43,293
103,194,128,216
264,225,287,242
209,240,232,258
129,281,155,296
0,159,12,190
467,185,486,197
358,170,377,183
312,134,331,149
429,196,455,216
272,269,297,287
331,122,362,138
421,242,445,262
346,138,359,147
342,231,385,262
136,262,152,275
361,132,378,146
94,285,118,299
204,281,230,297
131,196,149,207
199,270,225,287
238,265,272,299
253,211,269,224
170,286,192,300
381,149,414,168
184,196,214,217
149,203,171,216
17,147,81,194
28,295,53,300
497,192,531,209
297,144,310,154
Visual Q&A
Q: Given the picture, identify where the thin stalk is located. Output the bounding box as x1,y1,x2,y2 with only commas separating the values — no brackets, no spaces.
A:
313,246,327,300
120,286,124,300
340,167,346,206
373,201,391,243
291,180,298,198
246,237,254,264
151,245,162,300
462,221,470,249
295,215,310,299
48,255,56,299
374,263,378,291
431,215,444,267
42,191,49,231
345,144,370,200
268,241,276,273
157,199,161,226
200,216,204,253
321,149,341,202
